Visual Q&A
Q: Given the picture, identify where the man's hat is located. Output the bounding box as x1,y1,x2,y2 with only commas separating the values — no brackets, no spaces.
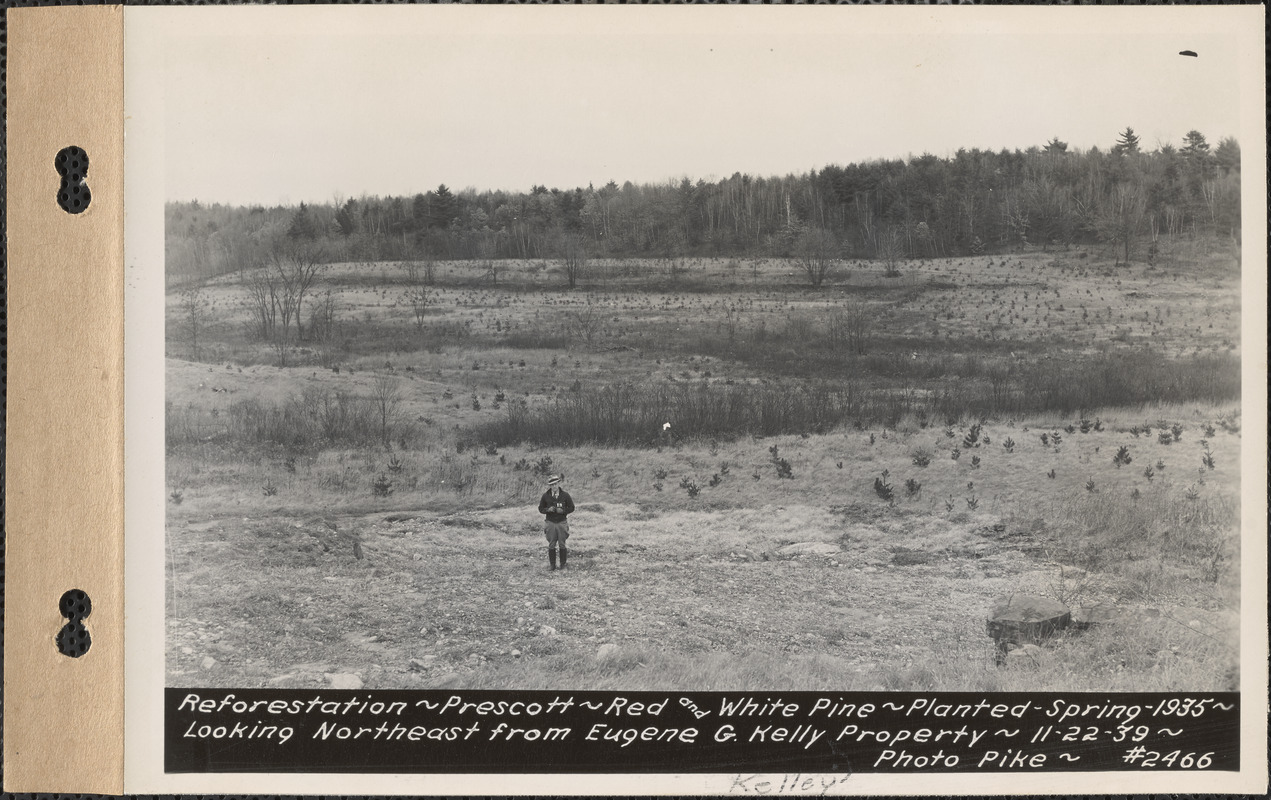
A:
546,474,563,487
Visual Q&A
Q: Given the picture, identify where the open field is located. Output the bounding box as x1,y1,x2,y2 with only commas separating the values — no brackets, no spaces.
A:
165,244,1243,691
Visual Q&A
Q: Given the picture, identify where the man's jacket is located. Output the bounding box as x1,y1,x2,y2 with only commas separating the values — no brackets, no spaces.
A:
538,490,575,523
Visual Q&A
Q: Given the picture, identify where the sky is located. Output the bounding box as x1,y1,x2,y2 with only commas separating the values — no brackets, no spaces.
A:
141,5,1257,207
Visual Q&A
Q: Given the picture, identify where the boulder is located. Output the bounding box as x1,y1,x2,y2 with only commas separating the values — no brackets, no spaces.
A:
325,672,364,690
596,643,620,661
200,656,217,671
986,594,1071,665
538,625,558,637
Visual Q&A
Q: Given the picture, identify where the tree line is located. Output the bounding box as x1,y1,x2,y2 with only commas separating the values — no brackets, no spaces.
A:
166,128,1239,284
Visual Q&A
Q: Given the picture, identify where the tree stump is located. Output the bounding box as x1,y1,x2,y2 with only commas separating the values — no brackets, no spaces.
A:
986,594,1071,666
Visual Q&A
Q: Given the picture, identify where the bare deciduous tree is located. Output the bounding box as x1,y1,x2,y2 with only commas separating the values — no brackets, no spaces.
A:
268,244,326,365
404,285,429,334
1095,183,1147,266
569,302,603,345
177,287,210,360
371,374,402,448
308,289,341,367
825,300,869,355
476,239,499,285
244,266,280,340
309,289,339,343
795,227,839,288
244,245,326,366
556,231,589,289
877,227,905,277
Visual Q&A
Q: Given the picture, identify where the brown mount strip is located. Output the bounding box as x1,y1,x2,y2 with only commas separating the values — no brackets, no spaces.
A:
4,6,125,794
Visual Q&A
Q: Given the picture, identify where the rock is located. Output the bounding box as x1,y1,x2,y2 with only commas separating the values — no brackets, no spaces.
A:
776,542,841,557
987,594,1071,665
511,649,522,658
596,643,620,661
325,672,364,690
432,672,462,689
267,673,298,686
200,656,217,671
180,646,194,655
1006,643,1043,668
408,658,432,672
1072,603,1118,630
538,625,558,637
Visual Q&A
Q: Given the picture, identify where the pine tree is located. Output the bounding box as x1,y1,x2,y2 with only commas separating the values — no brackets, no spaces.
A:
287,202,319,240
430,184,456,230
335,198,360,237
1213,137,1240,174
1181,130,1211,159
1112,127,1140,156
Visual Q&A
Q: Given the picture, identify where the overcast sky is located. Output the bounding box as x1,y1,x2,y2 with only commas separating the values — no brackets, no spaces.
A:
140,5,1256,207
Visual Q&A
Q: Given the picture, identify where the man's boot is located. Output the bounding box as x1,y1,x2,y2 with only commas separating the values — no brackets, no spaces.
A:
559,546,568,569
548,547,557,571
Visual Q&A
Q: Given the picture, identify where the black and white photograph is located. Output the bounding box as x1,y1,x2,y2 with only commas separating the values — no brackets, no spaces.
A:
120,3,1265,791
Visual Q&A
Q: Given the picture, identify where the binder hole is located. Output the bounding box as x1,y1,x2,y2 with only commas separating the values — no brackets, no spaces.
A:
54,146,91,214
59,589,92,618
57,589,93,658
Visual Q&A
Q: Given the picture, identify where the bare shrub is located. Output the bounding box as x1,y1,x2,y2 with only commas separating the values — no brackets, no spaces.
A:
166,387,413,453
177,287,210,360
794,227,839,288
464,380,875,448
371,375,402,448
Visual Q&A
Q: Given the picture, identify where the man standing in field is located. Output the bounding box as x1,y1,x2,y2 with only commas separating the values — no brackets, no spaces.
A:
538,474,575,571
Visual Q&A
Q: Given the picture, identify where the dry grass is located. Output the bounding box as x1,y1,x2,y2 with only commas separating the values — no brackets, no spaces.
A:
167,409,1242,692
167,489,1238,692
165,245,1244,692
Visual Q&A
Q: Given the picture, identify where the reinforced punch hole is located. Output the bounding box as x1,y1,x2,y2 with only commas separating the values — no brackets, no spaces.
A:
57,589,93,658
54,146,92,214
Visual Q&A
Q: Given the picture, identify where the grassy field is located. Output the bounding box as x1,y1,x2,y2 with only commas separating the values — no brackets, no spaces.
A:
165,243,1243,691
